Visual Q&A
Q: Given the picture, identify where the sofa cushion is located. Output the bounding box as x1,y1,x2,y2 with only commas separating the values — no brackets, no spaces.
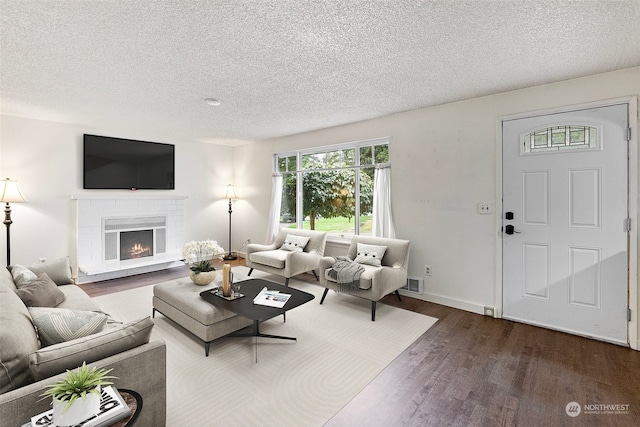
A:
0,272,40,393
323,264,375,290
23,257,73,285
354,243,387,267
29,316,155,381
28,307,108,347
280,234,310,253
250,250,288,269
56,285,101,312
14,273,66,307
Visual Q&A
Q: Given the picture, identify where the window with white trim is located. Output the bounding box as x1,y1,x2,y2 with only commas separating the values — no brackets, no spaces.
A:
275,138,390,240
523,125,599,154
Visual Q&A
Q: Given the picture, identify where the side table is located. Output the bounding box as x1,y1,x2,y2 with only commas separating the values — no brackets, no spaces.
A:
21,388,142,427
111,389,142,427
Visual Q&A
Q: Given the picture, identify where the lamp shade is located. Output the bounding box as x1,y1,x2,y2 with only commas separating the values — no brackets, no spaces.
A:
223,184,238,200
0,178,27,203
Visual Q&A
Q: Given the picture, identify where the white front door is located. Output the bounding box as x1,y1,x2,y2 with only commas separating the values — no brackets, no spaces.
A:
502,104,629,345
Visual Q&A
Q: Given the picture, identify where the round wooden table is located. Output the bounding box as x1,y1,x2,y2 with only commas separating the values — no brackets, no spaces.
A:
110,389,142,427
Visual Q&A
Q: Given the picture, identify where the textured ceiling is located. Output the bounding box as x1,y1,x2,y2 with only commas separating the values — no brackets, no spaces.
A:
1,1,640,144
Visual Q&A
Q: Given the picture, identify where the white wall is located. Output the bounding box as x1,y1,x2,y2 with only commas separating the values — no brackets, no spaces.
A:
1,66,638,345
234,66,640,327
0,116,237,272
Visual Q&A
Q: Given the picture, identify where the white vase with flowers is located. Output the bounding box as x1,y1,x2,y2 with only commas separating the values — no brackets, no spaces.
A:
182,240,224,285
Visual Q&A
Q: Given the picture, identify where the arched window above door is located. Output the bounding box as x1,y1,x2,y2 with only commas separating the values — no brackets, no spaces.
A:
522,125,598,154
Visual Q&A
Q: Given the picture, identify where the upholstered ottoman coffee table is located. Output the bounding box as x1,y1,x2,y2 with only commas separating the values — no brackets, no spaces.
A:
152,277,253,356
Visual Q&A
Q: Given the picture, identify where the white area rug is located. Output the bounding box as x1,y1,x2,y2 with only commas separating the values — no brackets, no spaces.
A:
94,267,437,426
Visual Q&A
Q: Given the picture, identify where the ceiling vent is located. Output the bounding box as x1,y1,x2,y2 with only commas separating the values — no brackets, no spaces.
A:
401,277,424,294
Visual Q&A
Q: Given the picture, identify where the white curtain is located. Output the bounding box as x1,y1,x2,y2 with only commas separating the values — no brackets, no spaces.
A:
266,173,283,243
372,164,396,238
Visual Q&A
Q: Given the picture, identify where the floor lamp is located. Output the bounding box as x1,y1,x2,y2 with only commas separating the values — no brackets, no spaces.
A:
1,178,27,266
222,184,238,261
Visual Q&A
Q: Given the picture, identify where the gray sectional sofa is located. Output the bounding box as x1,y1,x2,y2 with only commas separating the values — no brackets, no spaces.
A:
0,258,166,426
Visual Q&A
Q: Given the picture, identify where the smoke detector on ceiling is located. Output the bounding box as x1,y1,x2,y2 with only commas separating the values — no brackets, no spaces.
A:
205,98,221,106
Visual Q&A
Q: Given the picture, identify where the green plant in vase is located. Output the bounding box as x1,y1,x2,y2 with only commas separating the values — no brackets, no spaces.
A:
190,260,216,275
40,362,116,425
189,260,218,285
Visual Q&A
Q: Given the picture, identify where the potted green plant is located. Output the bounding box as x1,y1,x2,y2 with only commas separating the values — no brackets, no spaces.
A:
189,260,217,285
40,362,116,426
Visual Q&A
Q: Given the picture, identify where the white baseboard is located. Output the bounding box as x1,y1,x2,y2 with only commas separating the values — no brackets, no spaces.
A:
408,291,487,316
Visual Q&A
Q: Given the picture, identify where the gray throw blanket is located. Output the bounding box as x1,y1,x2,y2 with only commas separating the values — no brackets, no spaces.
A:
328,256,364,292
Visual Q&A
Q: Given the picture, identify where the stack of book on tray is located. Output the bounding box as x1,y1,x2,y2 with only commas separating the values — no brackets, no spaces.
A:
253,287,291,308
23,386,131,427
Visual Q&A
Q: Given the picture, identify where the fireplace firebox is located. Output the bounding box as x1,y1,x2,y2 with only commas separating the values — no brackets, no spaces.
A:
102,215,167,263
120,230,153,260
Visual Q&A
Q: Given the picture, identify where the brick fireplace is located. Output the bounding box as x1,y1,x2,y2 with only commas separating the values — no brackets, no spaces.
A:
73,195,186,283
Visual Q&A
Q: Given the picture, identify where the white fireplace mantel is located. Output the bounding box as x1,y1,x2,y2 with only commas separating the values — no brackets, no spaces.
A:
74,195,187,282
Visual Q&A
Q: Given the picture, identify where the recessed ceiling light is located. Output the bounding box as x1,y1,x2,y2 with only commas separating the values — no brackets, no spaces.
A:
205,98,221,106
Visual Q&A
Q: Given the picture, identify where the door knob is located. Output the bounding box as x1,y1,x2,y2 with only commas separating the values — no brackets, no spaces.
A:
505,225,521,235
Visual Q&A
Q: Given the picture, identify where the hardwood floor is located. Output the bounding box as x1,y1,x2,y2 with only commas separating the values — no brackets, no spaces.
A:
80,262,640,426
79,259,248,297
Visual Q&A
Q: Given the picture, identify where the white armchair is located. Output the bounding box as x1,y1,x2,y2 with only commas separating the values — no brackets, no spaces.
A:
246,228,328,286
318,235,410,321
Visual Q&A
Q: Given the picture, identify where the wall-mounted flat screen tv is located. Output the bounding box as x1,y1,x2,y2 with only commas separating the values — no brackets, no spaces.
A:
83,134,175,190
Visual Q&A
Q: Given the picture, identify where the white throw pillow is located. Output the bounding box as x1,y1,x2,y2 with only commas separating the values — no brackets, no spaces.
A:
10,265,38,288
28,307,108,347
280,234,310,252
354,243,387,267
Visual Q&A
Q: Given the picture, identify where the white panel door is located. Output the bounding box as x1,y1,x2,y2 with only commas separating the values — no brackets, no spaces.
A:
502,104,629,344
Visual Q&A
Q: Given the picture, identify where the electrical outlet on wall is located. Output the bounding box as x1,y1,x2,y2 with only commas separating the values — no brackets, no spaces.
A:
478,202,493,214
425,265,432,276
